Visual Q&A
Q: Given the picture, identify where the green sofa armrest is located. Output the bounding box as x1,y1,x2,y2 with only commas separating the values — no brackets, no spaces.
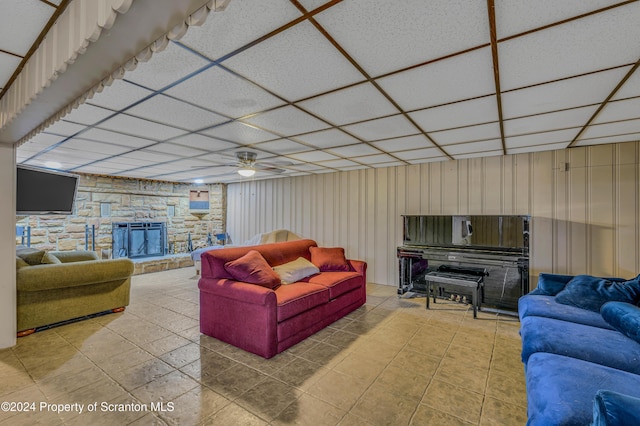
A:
17,258,134,292
50,250,100,263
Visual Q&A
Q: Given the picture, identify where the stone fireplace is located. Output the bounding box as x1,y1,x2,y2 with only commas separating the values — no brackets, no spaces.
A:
112,222,167,259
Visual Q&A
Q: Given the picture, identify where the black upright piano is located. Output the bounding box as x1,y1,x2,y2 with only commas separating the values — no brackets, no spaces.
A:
397,215,530,312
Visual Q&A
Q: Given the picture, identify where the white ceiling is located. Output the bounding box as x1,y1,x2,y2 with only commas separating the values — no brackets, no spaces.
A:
4,0,640,184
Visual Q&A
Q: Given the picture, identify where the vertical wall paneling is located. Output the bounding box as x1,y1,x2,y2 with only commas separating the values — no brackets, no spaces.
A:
226,143,640,287
616,143,638,277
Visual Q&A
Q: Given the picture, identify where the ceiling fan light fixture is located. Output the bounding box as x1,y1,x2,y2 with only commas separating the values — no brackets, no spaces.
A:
237,167,256,177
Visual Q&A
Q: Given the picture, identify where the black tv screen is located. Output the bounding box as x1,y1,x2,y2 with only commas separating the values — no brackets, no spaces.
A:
16,166,79,215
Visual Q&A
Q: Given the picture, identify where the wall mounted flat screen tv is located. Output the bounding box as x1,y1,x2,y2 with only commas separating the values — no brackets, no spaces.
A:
16,165,79,215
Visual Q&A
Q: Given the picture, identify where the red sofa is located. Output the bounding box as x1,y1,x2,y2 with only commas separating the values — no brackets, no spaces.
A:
198,239,367,358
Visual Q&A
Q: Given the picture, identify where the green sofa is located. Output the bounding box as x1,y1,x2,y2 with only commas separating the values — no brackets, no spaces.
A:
16,246,134,336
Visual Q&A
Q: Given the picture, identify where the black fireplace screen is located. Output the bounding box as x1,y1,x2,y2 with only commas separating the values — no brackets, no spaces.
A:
112,222,166,259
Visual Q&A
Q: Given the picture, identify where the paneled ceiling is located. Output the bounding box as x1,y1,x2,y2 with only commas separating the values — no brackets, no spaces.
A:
6,0,640,183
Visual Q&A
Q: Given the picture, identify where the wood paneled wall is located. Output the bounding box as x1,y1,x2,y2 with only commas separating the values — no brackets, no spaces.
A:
227,142,640,287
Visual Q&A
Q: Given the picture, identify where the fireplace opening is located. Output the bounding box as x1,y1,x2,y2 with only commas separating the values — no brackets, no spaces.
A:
112,222,167,259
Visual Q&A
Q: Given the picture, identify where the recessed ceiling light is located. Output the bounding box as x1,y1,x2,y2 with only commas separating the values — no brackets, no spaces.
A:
194,179,204,184
44,161,62,169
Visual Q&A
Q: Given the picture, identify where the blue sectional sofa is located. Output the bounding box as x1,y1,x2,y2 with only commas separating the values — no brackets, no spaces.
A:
519,273,640,425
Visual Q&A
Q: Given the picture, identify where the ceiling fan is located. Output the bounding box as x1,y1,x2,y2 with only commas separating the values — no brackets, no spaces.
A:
194,151,291,178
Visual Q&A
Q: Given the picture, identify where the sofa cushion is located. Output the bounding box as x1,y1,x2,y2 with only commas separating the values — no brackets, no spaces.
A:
593,390,640,426
310,247,350,271
273,257,319,284
526,353,640,426
307,272,363,300
275,283,329,322
16,246,45,265
518,295,614,329
16,256,29,269
41,252,62,264
555,274,640,312
520,315,640,374
601,301,640,345
224,250,281,289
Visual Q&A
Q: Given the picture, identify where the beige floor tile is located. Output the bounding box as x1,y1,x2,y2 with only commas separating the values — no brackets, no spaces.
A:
0,267,529,425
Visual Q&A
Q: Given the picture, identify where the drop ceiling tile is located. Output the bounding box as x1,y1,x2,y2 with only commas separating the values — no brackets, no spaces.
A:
431,123,501,145
453,150,503,160
164,66,286,118
575,133,640,146
243,106,330,136
172,133,238,151
393,147,444,161
35,146,110,163
507,142,571,154
315,0,490,76
297,82,398,125
445,139,503,155
505,128,578,149
494,0,622,39
88,80,154,111
592,98,640,124
501,66,632,118
61,138,132,155
290,163,328,172
94,156,157,169
252,139,310,154
0,54,21,87
371,161,406,168
580,119,640,139
499,4,640,90
43,121,87,137
147,142,207,157
225,21,364,100
201,122,279,144
339,165,370,171
97,114,186,141
78,128,155,148
342,115,418,141
371,135,434,152
288,150,340,162
127,95,228,131
377,47,496,111
317,159,360,168
504,105,598,136
73,165,130,174
613,70,640,99
121,149,179,162
355,154,399,164
125,42,211,90
328,144,381,158
178,0,301,60
409,96,499,132
20,133,64,151
407,157,448,165
63,104,115,126
293,129,360,148
297,0,333,11
0,0,53,56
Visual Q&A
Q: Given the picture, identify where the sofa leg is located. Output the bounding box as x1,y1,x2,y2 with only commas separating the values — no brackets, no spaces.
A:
17,329,36,337
111,307,125,313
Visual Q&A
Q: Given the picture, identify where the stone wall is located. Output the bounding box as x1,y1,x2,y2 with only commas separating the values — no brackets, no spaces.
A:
16,173,226,258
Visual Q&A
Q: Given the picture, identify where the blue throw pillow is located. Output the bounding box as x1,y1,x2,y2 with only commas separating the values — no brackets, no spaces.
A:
555,274,640,312
593,390,640,426
601,301,640,345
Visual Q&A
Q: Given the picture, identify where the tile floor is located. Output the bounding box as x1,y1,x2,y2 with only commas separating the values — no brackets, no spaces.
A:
0,268,527,425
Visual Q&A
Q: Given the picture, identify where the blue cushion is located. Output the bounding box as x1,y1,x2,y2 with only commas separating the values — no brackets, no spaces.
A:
525,353,640,426
518,295,614,329
520,316,640,374
593,390,640,426
554,274,640,312
528,273,575,296
601,301,640,345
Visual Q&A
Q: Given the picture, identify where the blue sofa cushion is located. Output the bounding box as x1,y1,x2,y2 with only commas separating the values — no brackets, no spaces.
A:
555,274,640,312
518,295,613,329
520,316,640,374
528,273,575,296
601,301,640,345
526,353,640,426
593,390,640,426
